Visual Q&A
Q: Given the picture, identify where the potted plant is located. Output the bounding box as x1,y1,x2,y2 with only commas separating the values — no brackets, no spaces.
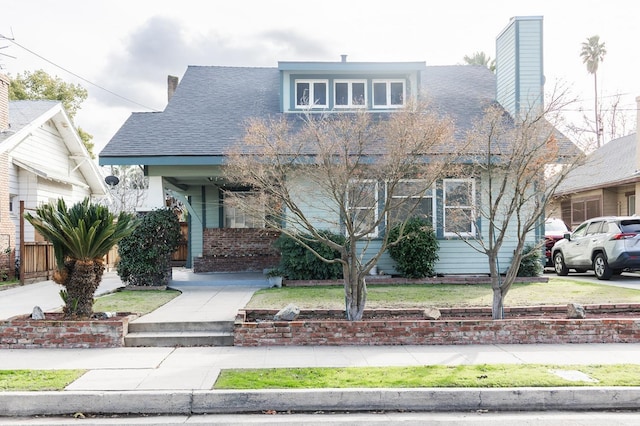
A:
265,268,284,288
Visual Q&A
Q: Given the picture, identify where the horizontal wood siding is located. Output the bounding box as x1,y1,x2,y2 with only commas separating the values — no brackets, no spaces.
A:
516,18,543,111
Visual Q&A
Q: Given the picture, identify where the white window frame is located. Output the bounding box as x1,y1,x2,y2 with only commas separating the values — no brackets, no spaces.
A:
346,179,379,238
334,79,367,108
372,79,405,109
224,191,265,229
443,178,476,237
295,79,328,108
387,179,435,228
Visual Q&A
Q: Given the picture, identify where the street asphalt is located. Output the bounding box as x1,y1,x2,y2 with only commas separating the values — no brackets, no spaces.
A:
1,268,640,417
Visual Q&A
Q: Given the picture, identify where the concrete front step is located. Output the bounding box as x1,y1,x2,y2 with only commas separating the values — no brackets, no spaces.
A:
125,321,235,347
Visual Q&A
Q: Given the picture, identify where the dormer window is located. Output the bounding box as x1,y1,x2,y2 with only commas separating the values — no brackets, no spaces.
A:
334,80,366,108
295,80,328,108
372,80,405,108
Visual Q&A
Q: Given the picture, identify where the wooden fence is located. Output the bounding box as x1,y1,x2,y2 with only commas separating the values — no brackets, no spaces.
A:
20,243,120,284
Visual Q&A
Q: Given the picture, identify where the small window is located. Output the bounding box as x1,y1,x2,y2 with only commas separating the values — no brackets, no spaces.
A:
444,179,475,236
295,80,328,108
372,80,405,108
224,192,265,229
346,180,378,237
334,80,366,108
387,180,434,227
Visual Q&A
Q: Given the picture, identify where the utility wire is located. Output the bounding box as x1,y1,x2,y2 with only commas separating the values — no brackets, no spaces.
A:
3,36,160,112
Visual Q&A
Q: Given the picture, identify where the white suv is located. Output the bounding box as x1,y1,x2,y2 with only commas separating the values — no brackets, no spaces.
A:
552,216,640,280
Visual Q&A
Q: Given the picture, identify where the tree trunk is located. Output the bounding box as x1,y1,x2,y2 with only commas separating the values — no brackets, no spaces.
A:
61,259,105,318
491,286,504,320
488,252,505,319
345,274,367,321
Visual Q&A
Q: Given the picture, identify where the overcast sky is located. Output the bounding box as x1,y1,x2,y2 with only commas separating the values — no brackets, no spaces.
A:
2,0,638,154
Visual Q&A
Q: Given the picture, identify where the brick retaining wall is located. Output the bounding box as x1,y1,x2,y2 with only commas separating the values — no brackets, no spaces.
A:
234,305,640,346
0,313,136,349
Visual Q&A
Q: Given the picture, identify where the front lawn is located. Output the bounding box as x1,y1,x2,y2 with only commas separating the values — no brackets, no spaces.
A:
93,289,180,314
246,278,640,310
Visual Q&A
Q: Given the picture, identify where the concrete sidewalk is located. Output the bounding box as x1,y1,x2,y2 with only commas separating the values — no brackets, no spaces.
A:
3,269,640,416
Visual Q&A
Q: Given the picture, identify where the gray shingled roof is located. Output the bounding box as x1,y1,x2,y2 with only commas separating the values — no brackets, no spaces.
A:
0,100,59,143
99,64,575,163
555,133,638,195
100,65,498,161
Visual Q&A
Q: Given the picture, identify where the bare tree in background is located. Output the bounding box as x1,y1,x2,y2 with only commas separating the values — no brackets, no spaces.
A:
225,101,457,321
100,165,148,214
453,88,584,319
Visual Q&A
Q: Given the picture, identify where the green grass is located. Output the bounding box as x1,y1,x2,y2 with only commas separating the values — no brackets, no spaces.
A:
0,370,85,391
0,279,19,288
246,278,640,310
215,364,640,389
93,289,180,314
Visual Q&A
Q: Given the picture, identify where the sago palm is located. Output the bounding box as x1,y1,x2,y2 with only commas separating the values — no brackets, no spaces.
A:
25,198,137,318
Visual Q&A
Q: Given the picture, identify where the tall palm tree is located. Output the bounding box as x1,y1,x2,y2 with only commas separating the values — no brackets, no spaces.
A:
580,35,607,147
25,198,137,318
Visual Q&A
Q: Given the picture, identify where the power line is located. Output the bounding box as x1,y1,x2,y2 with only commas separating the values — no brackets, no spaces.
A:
2,36,160,112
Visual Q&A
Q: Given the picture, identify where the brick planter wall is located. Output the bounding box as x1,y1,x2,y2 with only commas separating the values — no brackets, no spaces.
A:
194,228,281,273
0,313,136,349
234,305,640,346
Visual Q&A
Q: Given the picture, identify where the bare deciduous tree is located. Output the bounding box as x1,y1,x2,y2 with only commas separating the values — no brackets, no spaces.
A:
454,89,585,319
100,165,148,214
225,101,457,320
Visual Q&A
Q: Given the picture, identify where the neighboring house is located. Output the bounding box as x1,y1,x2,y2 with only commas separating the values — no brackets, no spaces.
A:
100,16,571,275
550,97,640,228
0,73,107,278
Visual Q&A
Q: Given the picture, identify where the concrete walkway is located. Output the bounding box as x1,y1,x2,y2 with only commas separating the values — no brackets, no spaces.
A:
3,269,640,416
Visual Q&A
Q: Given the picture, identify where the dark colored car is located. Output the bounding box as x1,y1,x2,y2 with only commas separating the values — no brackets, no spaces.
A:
544,218,569,267
551,216,640,280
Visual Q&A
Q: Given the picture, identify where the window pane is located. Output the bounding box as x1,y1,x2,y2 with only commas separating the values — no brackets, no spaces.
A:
373,82,387,105
335,82,348,105
313,82,327,105
390,82,403,105
586,199,600,219
445,181,472,206
445,208,472,233
296,82,310,105
572,202,585,224
352,83,365,105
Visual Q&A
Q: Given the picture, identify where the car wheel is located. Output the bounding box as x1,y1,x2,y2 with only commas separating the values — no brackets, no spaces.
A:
593,254,613,280
553,252,569,276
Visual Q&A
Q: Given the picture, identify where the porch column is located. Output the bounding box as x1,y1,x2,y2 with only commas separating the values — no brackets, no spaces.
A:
138,176,165,211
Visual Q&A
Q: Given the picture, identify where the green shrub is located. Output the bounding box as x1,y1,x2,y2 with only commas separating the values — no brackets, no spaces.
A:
516,243,543,277
117,208,182,286
387,217,439,278
274,231,344,280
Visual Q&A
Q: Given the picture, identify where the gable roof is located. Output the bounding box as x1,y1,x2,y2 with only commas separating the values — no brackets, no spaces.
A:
0,100,106,195
554,133,639,195
99,64,505,166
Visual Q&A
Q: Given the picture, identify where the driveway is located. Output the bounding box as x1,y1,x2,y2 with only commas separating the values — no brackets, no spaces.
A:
544,268,640,290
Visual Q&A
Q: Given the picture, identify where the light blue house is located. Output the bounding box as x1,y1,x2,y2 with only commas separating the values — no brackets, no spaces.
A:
99,16,567,275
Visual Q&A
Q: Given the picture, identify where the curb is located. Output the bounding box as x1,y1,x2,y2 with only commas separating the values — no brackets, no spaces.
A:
1,387,640,416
